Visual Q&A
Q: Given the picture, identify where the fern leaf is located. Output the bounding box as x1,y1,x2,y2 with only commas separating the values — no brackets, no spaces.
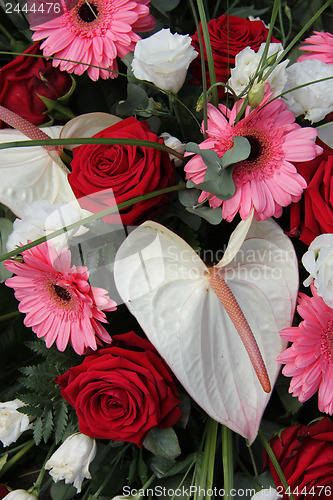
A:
42,409,54,443
54,399,69,444
33,417,43,446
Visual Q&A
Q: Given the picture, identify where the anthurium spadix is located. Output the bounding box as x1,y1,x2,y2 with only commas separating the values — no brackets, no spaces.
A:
0,105,121,217
114,215,298,442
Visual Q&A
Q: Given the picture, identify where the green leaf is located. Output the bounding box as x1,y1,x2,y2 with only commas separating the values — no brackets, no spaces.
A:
178,188,200,208
42,408,54,443
50,480,77,500
143,427,181,460
117,84,149,117
186,206,223,225
33,417,43,446
0,218,13,282
0,453,8,471
54,400,69,444
150,453,196,478
151,0,180,12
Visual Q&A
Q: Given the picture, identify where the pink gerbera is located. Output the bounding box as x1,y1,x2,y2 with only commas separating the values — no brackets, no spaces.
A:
298,31,333,64
29,0,155,81
4,242,117,355
184,90,322,221
277,286,333,414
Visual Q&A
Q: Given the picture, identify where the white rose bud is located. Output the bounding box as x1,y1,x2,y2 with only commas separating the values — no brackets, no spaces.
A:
251,488,283,500
45,433,97,493
3,490,37,500
0,399,32,447
160,132,185,166
302,233,333,307
132,29,198,94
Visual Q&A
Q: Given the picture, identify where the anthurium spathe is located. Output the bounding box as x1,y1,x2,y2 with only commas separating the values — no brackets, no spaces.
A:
114,215,298,442
0,107,122,218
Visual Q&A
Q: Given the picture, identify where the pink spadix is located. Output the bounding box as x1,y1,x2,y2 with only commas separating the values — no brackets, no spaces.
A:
208,268,271,393
0,105,60,153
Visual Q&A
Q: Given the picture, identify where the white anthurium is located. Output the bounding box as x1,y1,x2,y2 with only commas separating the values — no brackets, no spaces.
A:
114,214,298,442
0,106,121,218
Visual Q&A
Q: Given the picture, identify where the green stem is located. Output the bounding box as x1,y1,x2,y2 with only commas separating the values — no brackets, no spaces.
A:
0,137,186,161
188,0,208,136
195,418,218,500
32,443,56,494
0,439,35,479
196,0,218,108
0,310,21,322
247,443,258,477
0,24,16,44
222,426,233,500
0,183,187,262
263,0,333,81
258,429,296,500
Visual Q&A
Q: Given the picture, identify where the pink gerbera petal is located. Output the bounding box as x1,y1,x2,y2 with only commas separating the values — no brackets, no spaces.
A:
30,0,155,81
278,287,333,414
185,90,322,221
298,31,333,65
4,241,116,355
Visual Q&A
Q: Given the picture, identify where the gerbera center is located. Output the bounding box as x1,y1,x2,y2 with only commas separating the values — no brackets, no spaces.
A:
78,2,98,22
53,285,72,302
321,320,333,364
244,135,262,162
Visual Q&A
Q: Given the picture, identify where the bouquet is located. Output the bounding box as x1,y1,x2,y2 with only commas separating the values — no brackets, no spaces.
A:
0,0,333,498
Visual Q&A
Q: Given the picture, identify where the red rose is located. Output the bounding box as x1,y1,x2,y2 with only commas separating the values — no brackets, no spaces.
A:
289,139,333,245
264,418,333,499
56,332,182,446
0,42,72,126
68,117,176,225
191,15,279,96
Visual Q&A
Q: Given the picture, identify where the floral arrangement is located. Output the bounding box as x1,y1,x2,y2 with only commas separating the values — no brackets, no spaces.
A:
0,0,333,499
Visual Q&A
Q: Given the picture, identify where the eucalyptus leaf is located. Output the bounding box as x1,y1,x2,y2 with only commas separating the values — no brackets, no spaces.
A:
178,188,200,208
50,480,77,500
186,206,223,225
143,427,181,459
117,84,149,117
151,0,180,13
220,136,251,168
0,218,13,282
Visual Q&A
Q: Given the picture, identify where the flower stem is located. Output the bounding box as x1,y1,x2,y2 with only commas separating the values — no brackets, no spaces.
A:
196,0,218,108
0,310,21,322
0,136,186,161
0,183,187,262
194,418,218,500
222,426,233,500
246,442,258,477
0,439,35,479
258,428,296,500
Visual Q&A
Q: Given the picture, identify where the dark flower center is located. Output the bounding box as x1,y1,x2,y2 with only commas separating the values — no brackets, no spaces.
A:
54,285,72,302
245,135,262,162
78,2,98,22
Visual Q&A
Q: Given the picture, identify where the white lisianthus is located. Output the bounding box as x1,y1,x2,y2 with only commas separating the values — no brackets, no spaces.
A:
6,200,88,253
228,43,288,98
3,490,37,500
283,59,333,123
0,399,32,447
160,132,185,166
302,234,333,307
132,29,198,93
45,433,97,493
251,488,283,500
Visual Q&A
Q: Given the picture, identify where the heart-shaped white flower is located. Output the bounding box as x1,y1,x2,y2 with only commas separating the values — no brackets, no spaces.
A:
114,215,298,442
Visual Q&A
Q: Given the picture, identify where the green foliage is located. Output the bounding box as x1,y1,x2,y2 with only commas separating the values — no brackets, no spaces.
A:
17,341,80,445
143,427,181,460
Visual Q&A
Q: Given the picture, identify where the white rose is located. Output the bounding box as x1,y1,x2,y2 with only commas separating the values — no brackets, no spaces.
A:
3,490,37,500
228,43,288,98
6,200,88,253
302,233,333,307
283,59,333,123
251,488,283,500
0,399,32,447
132,29,198,94
160,132,185,166
45,433,97,493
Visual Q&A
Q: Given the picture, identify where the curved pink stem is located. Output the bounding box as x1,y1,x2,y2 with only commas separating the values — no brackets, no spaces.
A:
208,269,271,393
0,105,60,153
